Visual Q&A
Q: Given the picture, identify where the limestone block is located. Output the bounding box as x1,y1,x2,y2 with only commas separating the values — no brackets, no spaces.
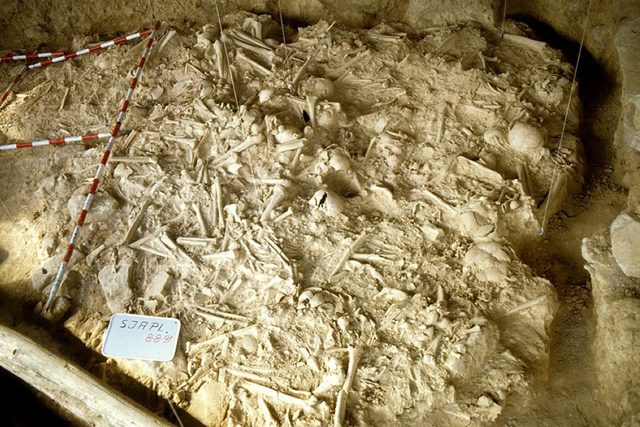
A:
611,213,640,277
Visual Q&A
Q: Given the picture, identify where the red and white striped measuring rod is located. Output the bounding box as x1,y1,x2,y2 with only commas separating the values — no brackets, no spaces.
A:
1,51,64,62
0,133,112,151
29,28,154,69
45,22,161,311
1,44,45,104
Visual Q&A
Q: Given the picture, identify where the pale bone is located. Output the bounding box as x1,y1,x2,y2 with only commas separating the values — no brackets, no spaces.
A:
202,250,238,261
214,39,229,81
274,207,294,223
276,138,306,152
236,49,272,76
109,156,157,164
189,325,257,353
334,345,363,427
291,55,313,89
58,87,69,112
516,163,533,198
163,135,197,149
122,180,163,244
210,135,264,167
504,295,548,316
330,233,368,281
235,380,316,412
411,188,457,215
327,50,369,79
538,171,568,235
137,244,170,258
258,397,280,426
246,177,289,186
193,203,209,237
227,29,273,51
260,183,288,222
435,105,447,145
214,176,225,229
154,29,177,58
176,237,217,246
350,253,394,265
160,232,198,266
306,95,318,128
84,244,107,267
225,31,275,62
194,305,252,323
502,34,547,53
193,98,217,120
264,236,293,277
194,309,246,324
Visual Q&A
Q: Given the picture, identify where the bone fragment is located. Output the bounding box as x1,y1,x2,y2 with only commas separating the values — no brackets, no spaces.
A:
334,345,363,427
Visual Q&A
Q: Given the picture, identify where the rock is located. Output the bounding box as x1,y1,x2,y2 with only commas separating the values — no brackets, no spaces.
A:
615,17,640,152
508,122,545,153
611,213,640,277
67,193,118,224
145,271,174,299
98,262,133,313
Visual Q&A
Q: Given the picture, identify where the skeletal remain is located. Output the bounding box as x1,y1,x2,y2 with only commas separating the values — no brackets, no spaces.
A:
509,122,545,153
58,87,69,112
310,189,344,217
176,237,217,246
210,134,264,167
260,182,288,222
502,34,547,53
214,176,225,229
189,324,258,353
202,250,238,261
435,105,448,145
276,138,306,152
330,233,368,281
538,171,568,235
274,207,294,223
307,95,318,128
235,380,317,412
411,188,457,216
516,163,533,198
334,345,363,427
193,203,209,237
504,295,548,316
109,156,157,164
160,232,198,266
214,39,229,82
154,29,177,58
236,49,272,76
122,180,163,244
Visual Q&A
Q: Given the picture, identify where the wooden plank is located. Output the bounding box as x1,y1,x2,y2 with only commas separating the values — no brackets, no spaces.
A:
0,324,174,427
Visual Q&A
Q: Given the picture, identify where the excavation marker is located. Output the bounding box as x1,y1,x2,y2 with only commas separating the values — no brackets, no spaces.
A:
44,22,160,311
29,28,154,70
1,51,64,62
0,133,112,151
1,44,45,105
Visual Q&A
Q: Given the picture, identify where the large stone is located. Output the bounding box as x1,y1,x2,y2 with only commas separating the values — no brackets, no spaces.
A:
611,213,640,278
98,262,133,313
615,17,640,152
583,228,640,419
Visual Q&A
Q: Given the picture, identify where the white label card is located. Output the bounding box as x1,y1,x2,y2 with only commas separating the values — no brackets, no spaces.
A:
101,313,181,362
